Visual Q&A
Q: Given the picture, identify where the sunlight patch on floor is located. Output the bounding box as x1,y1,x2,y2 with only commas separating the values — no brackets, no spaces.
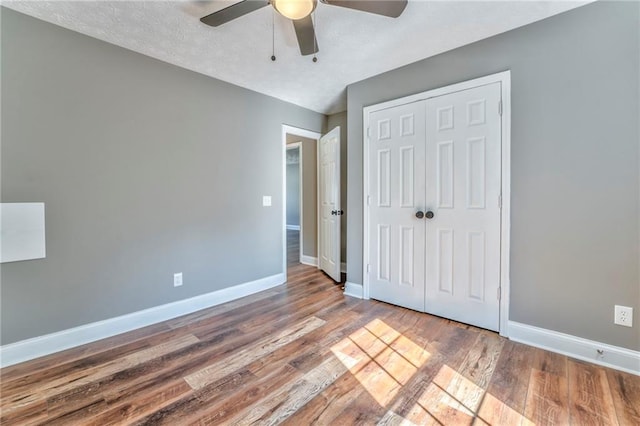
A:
330,318,431,407
405,365,479,424
478,392,535,426
330,318,535,426
433,364,485,412
402,365,535,425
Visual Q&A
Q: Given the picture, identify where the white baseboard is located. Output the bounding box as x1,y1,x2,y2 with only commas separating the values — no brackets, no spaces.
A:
0,273,285,368
299,257,346,274
300,255,318,267
344,281,363,299
508,321,640,376
286,225,300,231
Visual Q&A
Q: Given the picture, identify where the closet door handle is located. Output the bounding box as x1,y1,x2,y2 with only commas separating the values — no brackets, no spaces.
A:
425,211,434,219
415,211,425,219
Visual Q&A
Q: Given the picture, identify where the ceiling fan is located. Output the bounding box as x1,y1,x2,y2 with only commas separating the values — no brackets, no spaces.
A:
200,0,408,56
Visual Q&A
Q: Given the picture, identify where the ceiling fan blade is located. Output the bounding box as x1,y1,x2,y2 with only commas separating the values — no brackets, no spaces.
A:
200,0,269,27
320,0,407,18
292,16,319,56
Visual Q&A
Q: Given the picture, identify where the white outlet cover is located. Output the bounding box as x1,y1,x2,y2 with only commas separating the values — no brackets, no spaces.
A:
263,196,272,207
614,305,633,327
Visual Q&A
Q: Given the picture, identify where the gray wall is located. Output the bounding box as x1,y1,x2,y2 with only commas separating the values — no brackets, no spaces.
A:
1,8,325,345
327,112,348,264
286,135,318,258
286,156,300,227
347,1,639,350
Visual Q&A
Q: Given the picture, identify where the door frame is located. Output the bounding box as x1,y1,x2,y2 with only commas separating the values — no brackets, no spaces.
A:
362,71,512,336
286,142,303,263
281,124,322,281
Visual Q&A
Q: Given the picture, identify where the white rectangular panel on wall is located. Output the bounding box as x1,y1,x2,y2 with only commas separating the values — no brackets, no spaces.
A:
0,203,46,263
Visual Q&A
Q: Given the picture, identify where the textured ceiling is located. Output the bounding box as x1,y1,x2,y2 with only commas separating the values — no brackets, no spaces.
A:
4,1,589,114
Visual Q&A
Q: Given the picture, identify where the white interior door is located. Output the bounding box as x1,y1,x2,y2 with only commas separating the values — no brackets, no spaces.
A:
318,127,341,282
368,101,426,312
366,82,502,331
425,82,502,331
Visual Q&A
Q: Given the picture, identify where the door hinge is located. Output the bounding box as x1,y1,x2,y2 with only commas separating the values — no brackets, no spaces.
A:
498,194,502,209
367,127,371,138
367,195,371,206
498,100,503,116
497,287,501,300
367,264,371,274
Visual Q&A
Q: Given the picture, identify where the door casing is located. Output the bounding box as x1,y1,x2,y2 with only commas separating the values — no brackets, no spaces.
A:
362,71,512,336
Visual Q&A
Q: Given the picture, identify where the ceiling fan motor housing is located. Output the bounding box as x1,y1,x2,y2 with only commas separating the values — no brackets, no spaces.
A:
271,0,318,21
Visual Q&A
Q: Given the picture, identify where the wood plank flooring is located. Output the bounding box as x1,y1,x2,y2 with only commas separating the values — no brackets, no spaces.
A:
287,229,301,267
1,231,638,425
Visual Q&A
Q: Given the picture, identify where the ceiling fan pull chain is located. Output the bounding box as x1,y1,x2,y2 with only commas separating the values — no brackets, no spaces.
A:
271,8,276,61
312,10,318,62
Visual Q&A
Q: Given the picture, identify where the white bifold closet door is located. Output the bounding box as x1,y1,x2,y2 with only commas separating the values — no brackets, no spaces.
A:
369,82,502,331
369,101,427,312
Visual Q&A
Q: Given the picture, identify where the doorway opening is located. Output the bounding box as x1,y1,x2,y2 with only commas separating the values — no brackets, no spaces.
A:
282,125,322,281
286,143,302,267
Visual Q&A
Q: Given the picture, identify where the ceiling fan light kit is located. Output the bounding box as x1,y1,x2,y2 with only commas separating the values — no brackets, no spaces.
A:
272,0,317,20
200,0,408,57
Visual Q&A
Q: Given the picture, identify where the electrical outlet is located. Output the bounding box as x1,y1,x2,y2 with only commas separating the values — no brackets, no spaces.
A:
263,196,272,207
614,305,633,327
174,272,183,287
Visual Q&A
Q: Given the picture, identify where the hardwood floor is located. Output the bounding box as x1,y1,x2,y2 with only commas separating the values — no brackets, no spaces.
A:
1,235,639,425
287,229,300,267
